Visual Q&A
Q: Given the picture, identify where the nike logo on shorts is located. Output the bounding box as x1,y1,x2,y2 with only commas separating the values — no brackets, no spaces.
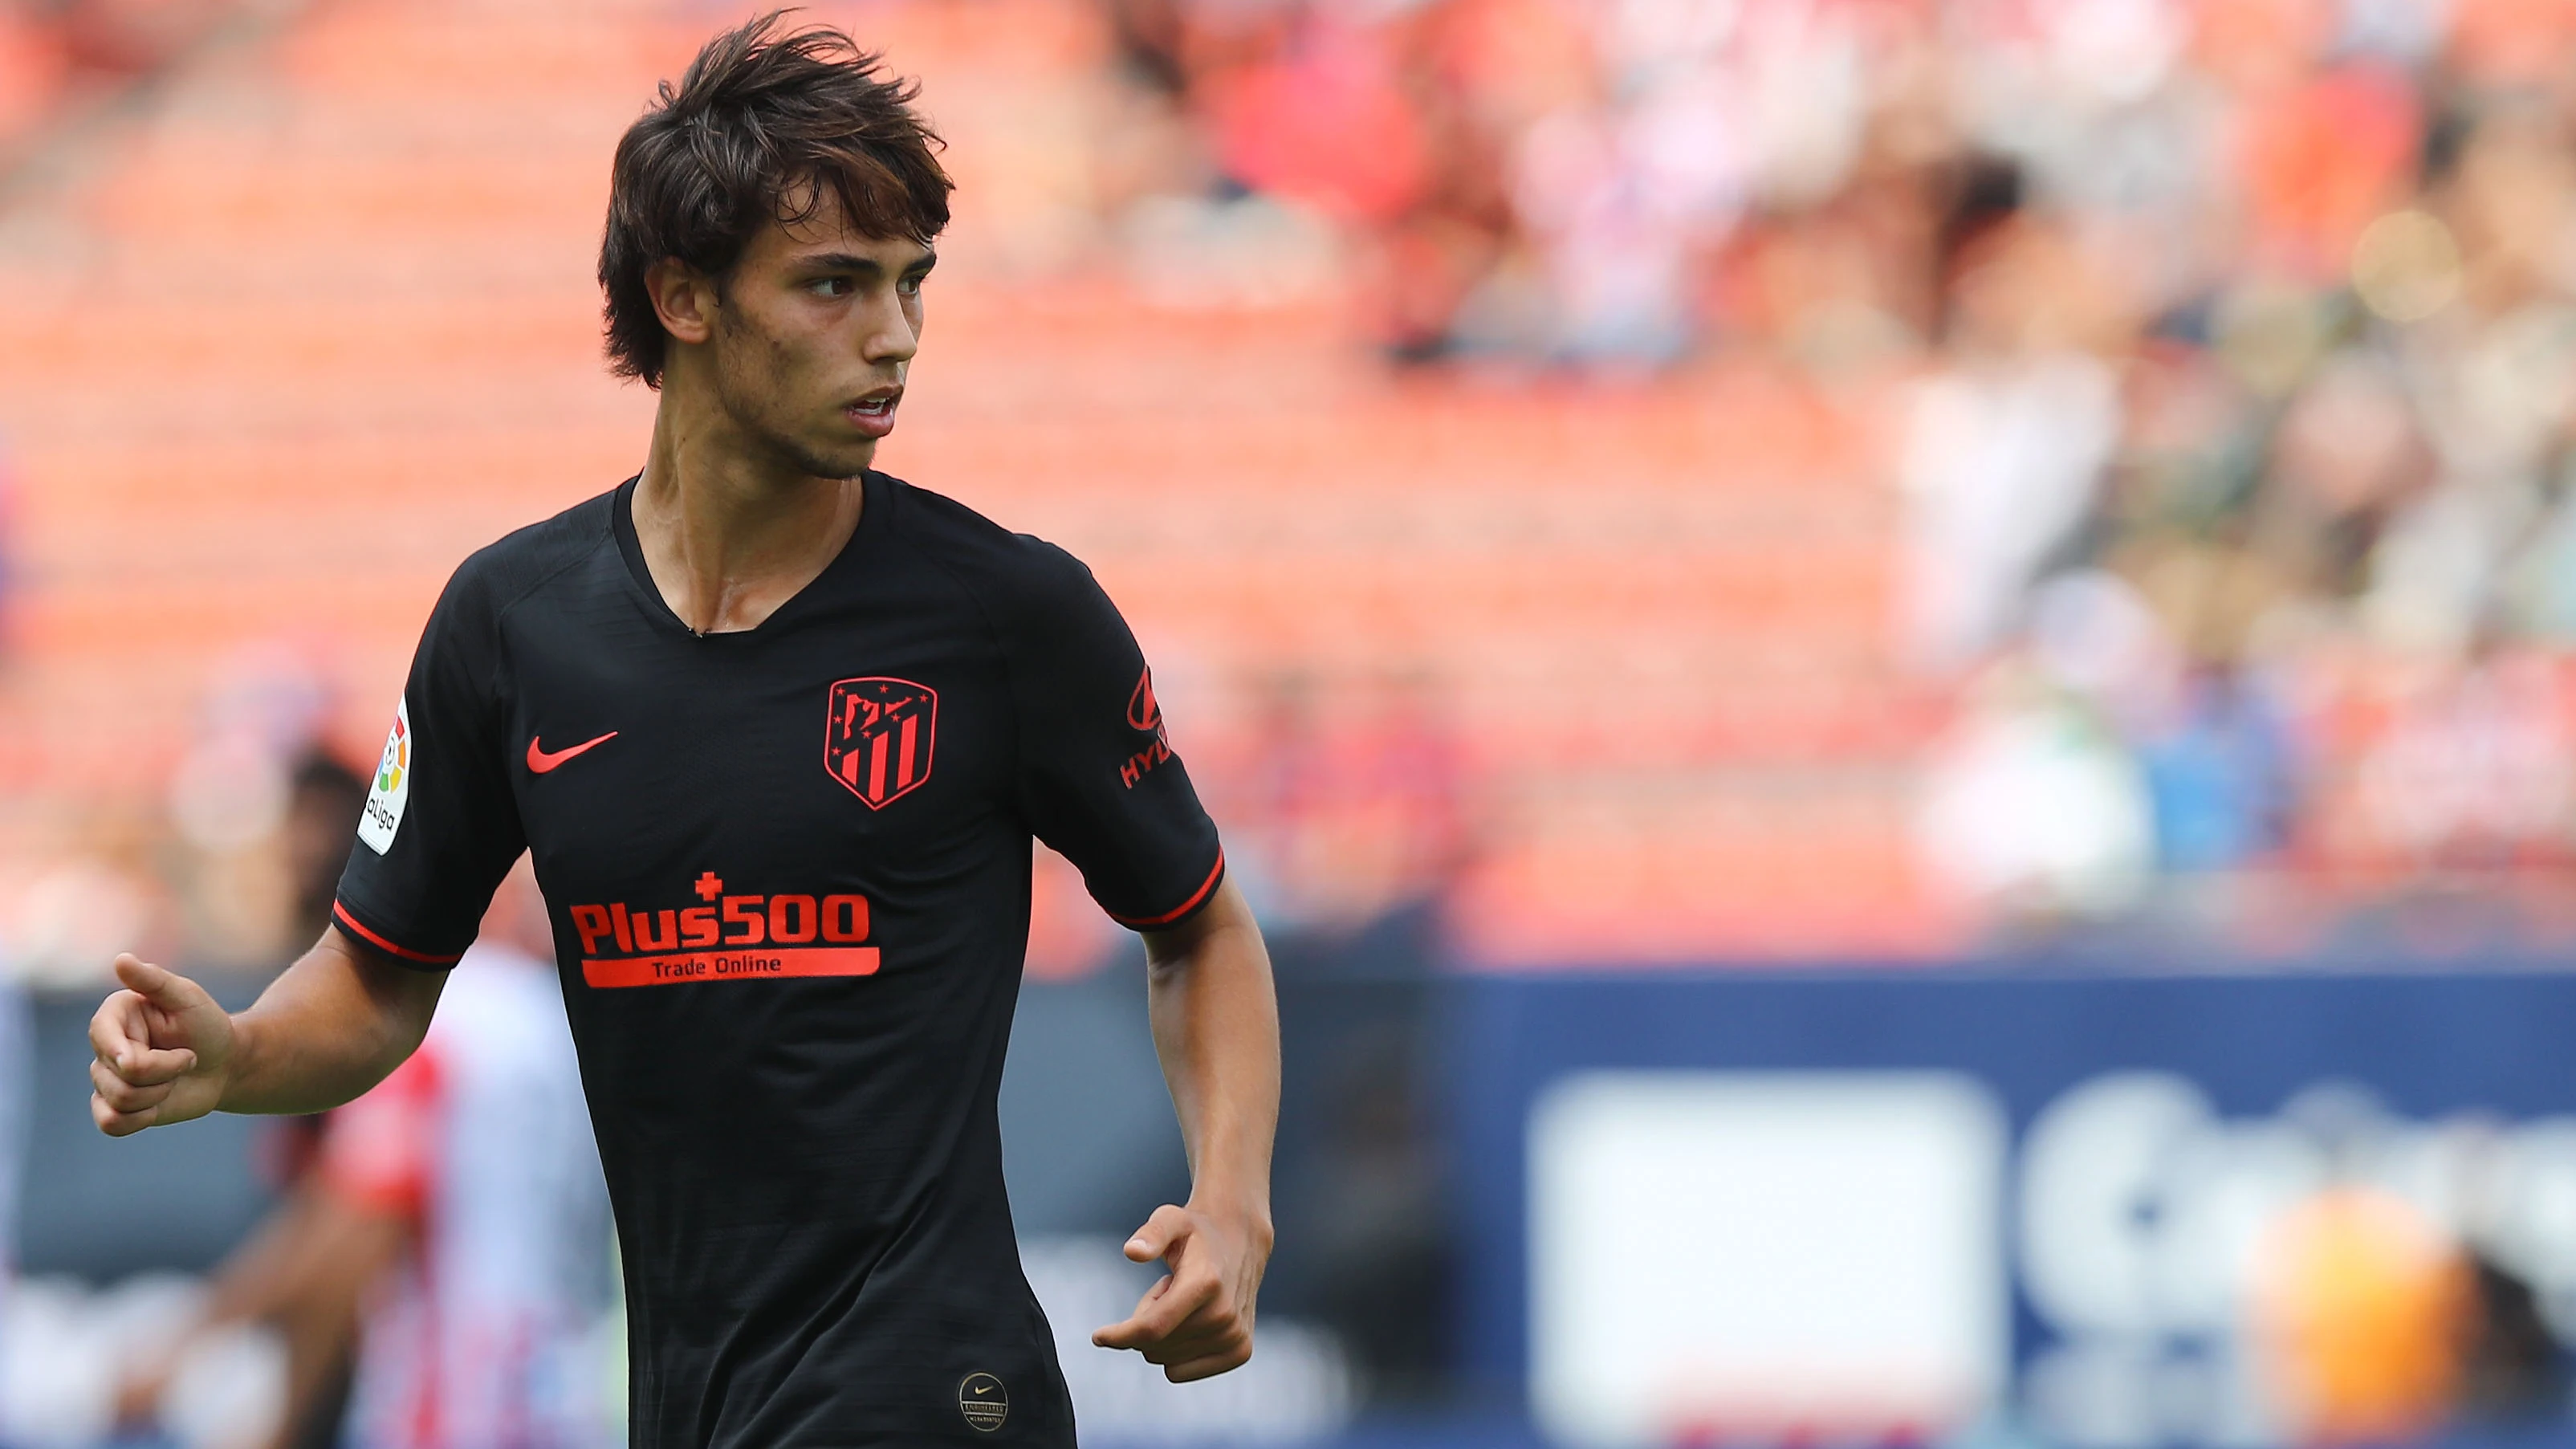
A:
528,731,619,774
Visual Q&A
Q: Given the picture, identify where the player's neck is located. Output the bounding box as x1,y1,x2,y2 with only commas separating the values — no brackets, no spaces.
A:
633,400,865,636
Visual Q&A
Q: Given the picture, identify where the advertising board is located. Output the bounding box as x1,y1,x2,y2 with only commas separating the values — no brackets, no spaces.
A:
1451,971,2576,1447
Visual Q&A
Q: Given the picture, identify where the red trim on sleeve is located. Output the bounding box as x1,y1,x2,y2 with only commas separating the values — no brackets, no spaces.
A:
331,900,463,966
1108,850,1227,929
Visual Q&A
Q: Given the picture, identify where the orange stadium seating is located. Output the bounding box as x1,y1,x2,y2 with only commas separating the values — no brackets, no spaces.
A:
0,0,1947,966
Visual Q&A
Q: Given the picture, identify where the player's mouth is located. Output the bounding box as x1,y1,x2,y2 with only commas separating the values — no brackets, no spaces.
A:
845,388,902,439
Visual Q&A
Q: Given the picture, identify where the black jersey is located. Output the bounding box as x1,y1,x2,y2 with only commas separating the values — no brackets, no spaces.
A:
332,472,1224,1447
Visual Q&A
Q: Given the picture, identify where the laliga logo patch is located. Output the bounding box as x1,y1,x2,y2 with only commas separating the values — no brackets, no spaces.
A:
356,695,412,855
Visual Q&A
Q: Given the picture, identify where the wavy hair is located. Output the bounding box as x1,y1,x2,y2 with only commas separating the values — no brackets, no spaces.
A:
599,12,953,387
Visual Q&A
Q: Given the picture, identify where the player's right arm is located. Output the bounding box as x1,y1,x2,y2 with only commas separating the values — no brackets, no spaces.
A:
94,538,528,1138
88,926,445,1135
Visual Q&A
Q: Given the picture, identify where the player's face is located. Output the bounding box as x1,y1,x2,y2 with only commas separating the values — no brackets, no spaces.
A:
708,190,934,481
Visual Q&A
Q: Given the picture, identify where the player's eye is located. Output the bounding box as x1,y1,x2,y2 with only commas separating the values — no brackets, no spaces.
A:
809,277,854,299
897,272,926,298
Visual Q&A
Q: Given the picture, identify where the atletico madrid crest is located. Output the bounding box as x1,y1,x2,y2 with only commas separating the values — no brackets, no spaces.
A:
824,677,937,808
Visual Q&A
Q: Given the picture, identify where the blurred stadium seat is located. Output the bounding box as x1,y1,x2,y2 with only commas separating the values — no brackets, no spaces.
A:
0,0,1936,969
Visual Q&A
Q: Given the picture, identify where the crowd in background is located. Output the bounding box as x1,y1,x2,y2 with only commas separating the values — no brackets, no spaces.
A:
2,0,2572,968
1092,0,2576,942
0,0,239,159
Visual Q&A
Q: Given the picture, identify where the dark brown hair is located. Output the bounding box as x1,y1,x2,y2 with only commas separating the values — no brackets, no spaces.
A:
600,12,953,388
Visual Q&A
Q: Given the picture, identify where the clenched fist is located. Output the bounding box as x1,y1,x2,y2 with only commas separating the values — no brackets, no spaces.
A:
89,954,235,1136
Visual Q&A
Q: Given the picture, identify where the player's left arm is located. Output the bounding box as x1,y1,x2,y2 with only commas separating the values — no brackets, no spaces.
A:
1092,875,1280,1382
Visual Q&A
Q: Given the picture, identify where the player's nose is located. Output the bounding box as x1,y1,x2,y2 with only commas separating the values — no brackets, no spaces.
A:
858,296,918,365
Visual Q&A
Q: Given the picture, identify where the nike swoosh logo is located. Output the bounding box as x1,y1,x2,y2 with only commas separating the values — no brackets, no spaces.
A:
974,1386,993,1395
527,731,618,774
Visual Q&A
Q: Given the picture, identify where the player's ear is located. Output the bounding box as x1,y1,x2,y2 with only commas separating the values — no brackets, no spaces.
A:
645,258,717,349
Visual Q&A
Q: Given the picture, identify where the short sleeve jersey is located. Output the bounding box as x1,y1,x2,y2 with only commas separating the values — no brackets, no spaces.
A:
334,473,1225,1447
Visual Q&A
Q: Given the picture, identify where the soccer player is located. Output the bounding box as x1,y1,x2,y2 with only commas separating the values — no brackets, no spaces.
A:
86,14,1280,1446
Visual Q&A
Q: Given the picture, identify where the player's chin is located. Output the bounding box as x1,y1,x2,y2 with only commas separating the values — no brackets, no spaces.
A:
787,430,878,482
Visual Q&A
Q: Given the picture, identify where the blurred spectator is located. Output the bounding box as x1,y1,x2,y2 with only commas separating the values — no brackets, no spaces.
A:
164,645,340,975
2138,664,2298,873
281,752,369,956
9,824,159,991
1229,669,1469,932
0,436,18,664
1091,0,2576,941
1916,657,2155,925
0,0,256,160
0,5,70,153
1284,1010,1450,1404
1899,211,2124,670
2351,645,2574,872
112,867,614,1449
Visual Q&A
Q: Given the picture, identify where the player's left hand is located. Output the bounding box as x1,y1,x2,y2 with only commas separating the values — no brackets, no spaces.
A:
1090,1199,1272,1382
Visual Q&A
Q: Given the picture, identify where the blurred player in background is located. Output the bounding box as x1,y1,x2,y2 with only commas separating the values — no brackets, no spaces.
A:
114,866,612,1449
87,13,1280,1447
283,751,374,959
119,747,381,1449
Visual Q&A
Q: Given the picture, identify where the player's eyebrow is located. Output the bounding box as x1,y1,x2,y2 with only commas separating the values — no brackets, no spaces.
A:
802,250,938,275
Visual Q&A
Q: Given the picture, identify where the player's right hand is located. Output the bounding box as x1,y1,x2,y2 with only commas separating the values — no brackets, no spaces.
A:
90,954,234,1137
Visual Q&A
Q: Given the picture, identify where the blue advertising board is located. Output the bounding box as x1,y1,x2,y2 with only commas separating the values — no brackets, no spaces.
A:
1444,968,2576,1446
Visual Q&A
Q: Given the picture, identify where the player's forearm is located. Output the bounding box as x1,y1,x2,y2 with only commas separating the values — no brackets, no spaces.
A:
221,930,443,1115
1142,880,1280,1227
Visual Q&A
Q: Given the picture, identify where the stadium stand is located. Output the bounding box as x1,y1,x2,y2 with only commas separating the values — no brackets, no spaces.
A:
0,0,1933,970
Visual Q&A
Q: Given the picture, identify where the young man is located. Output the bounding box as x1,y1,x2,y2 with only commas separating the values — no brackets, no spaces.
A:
87,14,1280,1446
